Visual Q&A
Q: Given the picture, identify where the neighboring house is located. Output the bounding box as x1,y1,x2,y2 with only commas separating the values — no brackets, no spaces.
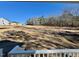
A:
0,18,10,25
10,22,22,26
8,45,79,57
0,18,22,26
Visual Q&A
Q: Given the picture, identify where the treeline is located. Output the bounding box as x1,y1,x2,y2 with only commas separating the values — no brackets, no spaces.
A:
26,9,79,27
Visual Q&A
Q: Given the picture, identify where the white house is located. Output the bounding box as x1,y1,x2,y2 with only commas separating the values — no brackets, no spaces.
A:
0,18,10,25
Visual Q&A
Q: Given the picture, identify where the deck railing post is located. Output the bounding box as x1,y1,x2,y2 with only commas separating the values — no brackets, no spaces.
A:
56,53,58,57
29,54,31,57
73,52,76,57
77,53,78,57
55,53,57,57
64,53,66,57
75,52,77,57
60,53,62,57
51,53,53,57
38,54,40,57
43,54,44,57
72,52,74,57
78,53,79,57
34,54,36,57
47,53,49,57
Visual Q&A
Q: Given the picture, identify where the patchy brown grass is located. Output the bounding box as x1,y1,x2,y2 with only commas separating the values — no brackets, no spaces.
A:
0,25,79,50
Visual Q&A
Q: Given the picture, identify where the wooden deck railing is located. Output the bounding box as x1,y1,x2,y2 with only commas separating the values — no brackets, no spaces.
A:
8,49,79,57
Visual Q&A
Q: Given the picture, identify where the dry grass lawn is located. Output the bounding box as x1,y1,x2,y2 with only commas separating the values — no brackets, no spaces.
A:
0,25,79,50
